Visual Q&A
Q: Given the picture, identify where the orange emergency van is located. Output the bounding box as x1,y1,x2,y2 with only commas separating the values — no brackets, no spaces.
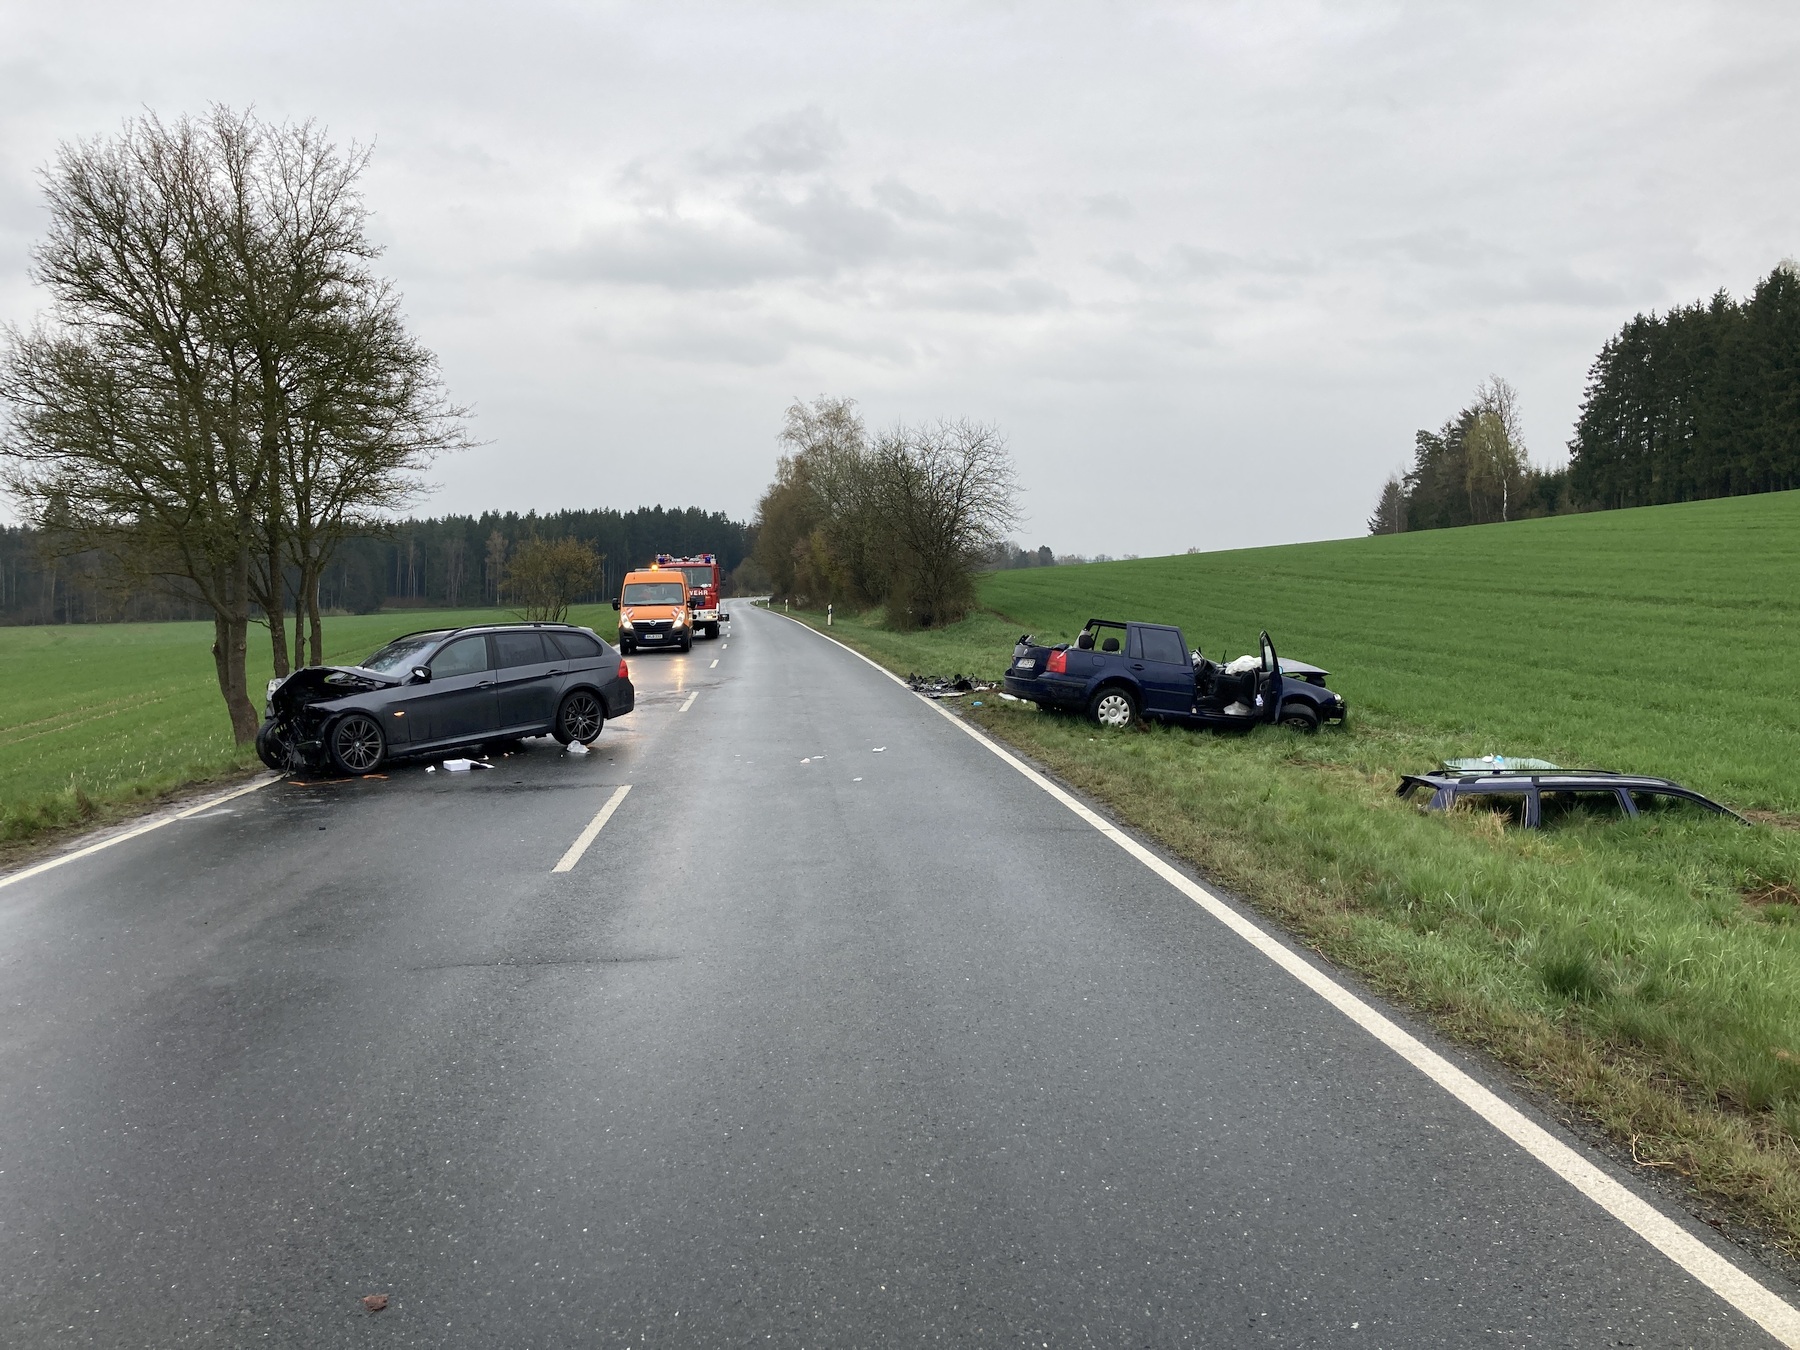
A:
612,566,694,654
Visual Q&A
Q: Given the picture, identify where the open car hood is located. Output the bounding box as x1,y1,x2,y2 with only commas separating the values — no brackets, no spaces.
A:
270,665,399,716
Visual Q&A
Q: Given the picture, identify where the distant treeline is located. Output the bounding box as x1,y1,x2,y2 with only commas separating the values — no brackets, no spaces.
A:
1373,262,1800,533
1569,263,1800,508
0,506,753,626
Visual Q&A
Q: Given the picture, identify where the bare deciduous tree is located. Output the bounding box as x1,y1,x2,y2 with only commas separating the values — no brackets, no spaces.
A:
0,108,467,738
753,398,1020,628
2,114,273,740
504,536,600,622
1466,376,1526,523
873,419,1019,627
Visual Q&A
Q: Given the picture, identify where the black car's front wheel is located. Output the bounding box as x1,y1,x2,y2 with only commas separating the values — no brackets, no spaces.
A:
328,713,386,775
1088,685,1137,729
1279,704,1321,734
554,689,605,745
255,722,294,772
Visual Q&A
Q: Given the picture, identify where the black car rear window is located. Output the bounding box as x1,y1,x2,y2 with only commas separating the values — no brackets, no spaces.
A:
550,631,603,659
494,631,549,668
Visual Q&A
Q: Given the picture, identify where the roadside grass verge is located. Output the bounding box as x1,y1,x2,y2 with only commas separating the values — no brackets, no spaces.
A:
0,605,619,866
774,541,1800,1253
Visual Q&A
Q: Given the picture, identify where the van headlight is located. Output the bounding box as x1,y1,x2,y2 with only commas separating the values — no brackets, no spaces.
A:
619,617,634,631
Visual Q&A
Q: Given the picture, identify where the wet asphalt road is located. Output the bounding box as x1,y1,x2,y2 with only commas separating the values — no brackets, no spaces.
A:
0,606,1793,1347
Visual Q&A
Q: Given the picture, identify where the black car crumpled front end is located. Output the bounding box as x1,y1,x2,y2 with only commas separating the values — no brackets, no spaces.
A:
259,667,396,772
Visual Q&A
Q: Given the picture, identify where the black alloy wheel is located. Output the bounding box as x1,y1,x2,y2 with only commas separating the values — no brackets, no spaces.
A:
328,712,386,774
1279,704,1321,734
555,690,605,745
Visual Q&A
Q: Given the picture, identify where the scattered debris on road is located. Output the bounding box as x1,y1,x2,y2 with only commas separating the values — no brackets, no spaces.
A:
361,1294,388,1313
441,758,493,772
906,673,1000,698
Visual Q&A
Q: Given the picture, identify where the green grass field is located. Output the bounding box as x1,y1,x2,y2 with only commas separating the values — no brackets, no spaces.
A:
785,489,1800,1250
0,605,618,851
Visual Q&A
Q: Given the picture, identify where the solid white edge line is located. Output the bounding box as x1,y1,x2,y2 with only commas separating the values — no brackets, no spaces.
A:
679,691,699,712
760,604,1800,1346
0,773,281,894
552,784,632,873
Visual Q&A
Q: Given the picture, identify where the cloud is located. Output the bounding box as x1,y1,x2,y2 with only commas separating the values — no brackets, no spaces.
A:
532,215,810,290
0,174,40,235
1098,243,1308,288
1345,226,1508,269
889,276,1069,314
534,131,1034,291
694,106,844,176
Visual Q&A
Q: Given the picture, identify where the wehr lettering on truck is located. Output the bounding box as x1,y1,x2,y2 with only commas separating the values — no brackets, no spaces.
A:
654,554,731,640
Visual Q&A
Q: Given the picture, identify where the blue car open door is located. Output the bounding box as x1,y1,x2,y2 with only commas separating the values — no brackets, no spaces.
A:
1257,631,1283,721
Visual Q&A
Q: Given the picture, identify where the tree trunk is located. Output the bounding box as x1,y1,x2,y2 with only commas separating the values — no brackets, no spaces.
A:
306,565,324,667
267,583,291,678
293,585,306,672
211,613,259,744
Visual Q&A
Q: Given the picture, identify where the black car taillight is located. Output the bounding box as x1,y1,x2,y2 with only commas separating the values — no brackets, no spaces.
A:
618,658,630,679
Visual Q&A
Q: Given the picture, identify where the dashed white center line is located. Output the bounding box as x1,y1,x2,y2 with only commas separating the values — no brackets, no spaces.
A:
552,784,632,873
679,691,698,712
710,659,718,668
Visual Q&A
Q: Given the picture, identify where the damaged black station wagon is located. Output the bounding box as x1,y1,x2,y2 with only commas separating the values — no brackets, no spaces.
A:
258,623,635,775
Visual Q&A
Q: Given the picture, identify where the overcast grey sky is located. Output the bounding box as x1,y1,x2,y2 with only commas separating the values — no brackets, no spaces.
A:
3,2,1797,554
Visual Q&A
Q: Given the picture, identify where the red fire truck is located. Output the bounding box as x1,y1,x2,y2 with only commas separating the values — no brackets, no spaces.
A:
654,553,731,639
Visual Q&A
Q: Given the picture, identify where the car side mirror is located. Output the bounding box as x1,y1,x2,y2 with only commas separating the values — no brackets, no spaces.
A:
410,666,431,684
611,598,621,611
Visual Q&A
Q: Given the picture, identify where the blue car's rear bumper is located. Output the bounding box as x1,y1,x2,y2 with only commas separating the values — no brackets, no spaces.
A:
1004,672,1088,710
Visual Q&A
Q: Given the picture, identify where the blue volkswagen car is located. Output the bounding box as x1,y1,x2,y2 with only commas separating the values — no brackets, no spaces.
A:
1003,619,1345,731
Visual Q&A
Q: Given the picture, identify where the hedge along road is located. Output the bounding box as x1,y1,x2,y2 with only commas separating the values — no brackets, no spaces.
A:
0,610,1794,1347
